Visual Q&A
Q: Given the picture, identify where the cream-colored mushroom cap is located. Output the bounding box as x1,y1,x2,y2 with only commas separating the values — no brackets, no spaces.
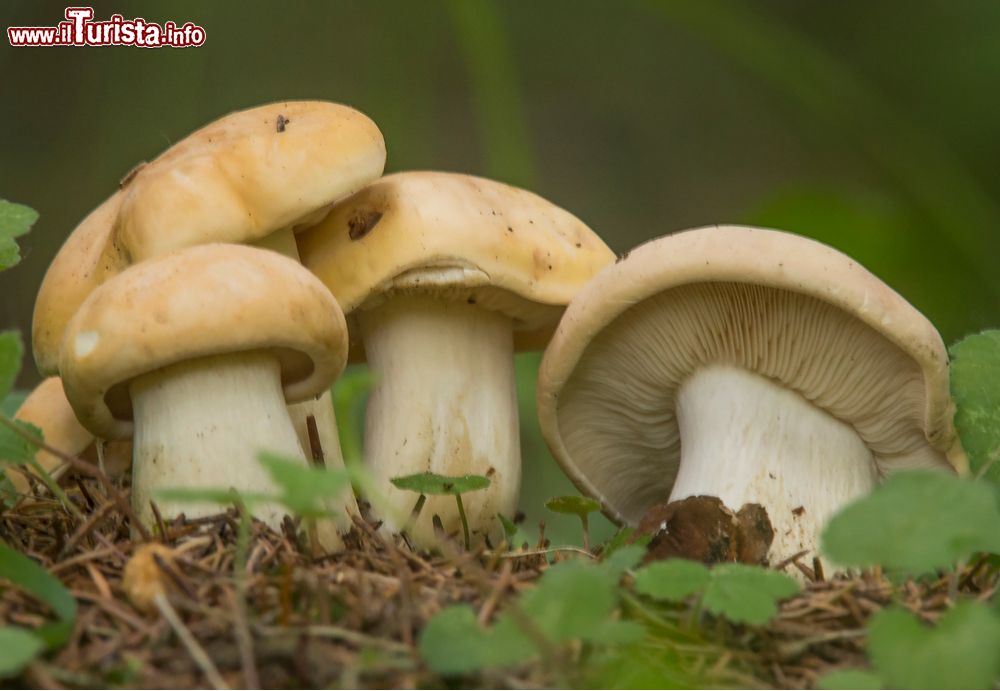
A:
117,100,385,261
5,377,94,494
32,193,127,375
33,101,382,376
297,171,615,357
537,225,957,527
60,244,348,440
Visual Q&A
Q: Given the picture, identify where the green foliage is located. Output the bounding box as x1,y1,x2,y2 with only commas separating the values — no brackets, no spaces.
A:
1,390,27,417
0,200,38,270
0,545,77,677
0,628,44,679
817,669,883,690
545,495,601,518
157,452,354,520
390,472,490,496
866,602,1000,689
633,559,710,601
950,331,1000,482
258,452,352,518
420,555,641,676
0,420,42,469
601,526,648,557
633,560,800,626
821,470,1000,576
600,545,646,581
154,486,263,507
419,605,533,675
331,368,375,467
0,331,23,403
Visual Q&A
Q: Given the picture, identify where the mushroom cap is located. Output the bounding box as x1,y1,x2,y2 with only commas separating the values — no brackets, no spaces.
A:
32,193,127,375
32,101,383,376
537,225,957,526
297,171,615,358
60,244,348,440
118,101,386,260
5,377,95,494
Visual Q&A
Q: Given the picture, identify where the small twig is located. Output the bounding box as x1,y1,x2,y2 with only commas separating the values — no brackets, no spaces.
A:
403,494,426,536
455,493,471,549
154,593,228,690
499,546,597,560
305,415,325,467
232,502,260,689
774,549,810,571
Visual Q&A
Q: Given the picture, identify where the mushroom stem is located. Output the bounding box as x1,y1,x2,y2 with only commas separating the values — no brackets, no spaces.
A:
129,351,318,536
358,295,520,548
256,227,359,539
670,365,878,566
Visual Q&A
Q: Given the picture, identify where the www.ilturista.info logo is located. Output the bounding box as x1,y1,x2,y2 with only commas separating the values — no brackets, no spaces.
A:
7,7,206,48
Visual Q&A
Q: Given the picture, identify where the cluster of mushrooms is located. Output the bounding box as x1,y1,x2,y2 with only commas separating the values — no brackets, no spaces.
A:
9,100,960,569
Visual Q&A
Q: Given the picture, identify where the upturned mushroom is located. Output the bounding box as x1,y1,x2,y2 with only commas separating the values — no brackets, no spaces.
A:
59,244,349,542
537,225,958,569
298,171,615,547
32,101,385,500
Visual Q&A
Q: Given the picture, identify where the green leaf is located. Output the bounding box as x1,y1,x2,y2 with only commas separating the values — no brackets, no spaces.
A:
822,470,1000,575
0,200,38,270
390,472,490,496
332,367,375,467
155,487,268,507
498,513,517,541
0,627,44,678
1,390,27,417
634,561,798,625
585,619,645,645
258,452,352,517
0,331,23,403
867,602,1000,689
633,559,710,601
419,605,532,675
0,420,42,468
545,495,601,518
950,331,1000,483
0,545,76,647
601,526,648,557
600,545,646,581
516,559,619,643
817,669,883,690
700,564,799,626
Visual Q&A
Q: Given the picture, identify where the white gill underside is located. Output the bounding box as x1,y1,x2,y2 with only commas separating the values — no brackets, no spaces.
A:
670,365,879,565
358,295,520,548
129,351,342,549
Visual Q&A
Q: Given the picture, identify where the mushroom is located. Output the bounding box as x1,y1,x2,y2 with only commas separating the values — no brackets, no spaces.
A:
32,101,385,509
537,225,958,569
59,244,349,542
298,171,615,547
4,377,131,496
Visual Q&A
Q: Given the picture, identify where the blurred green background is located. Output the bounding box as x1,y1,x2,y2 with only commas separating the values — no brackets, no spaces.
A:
2,0,999,544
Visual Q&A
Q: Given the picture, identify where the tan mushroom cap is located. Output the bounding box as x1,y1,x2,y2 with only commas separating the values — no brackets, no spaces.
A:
32,101,383,376
60,244,348,440
32,193,128,375
118,101,386,260
297,171,615,358
5,377,94,494
537,225,958,526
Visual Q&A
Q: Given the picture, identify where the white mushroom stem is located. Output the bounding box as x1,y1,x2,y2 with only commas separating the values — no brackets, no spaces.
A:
130,351,332,542
255,227,359,536
670,365,879,566
357,295,520,548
